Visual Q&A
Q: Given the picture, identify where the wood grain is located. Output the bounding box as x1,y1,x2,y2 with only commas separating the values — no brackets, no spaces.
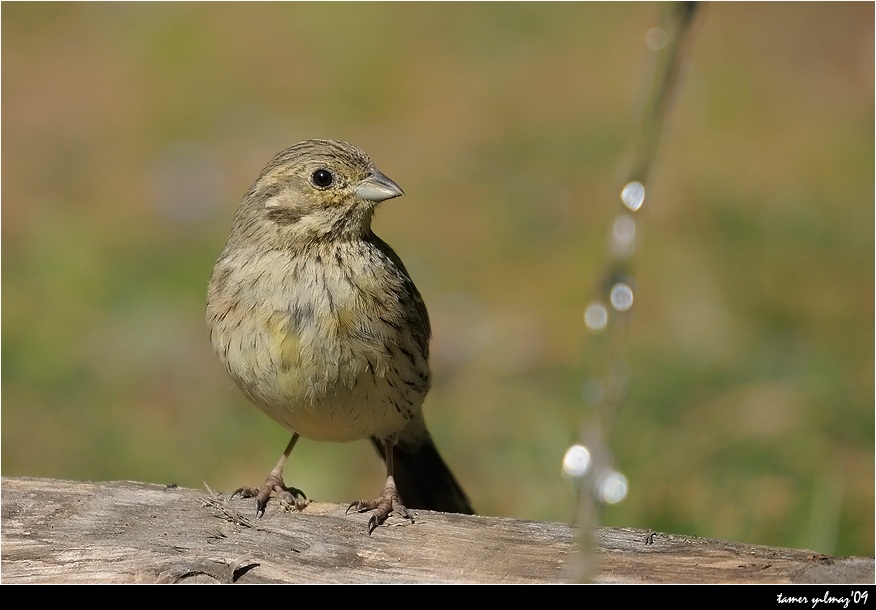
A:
2,477,871,584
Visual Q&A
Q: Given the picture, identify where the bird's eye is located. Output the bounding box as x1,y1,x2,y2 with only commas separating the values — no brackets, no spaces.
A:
311,169,334,188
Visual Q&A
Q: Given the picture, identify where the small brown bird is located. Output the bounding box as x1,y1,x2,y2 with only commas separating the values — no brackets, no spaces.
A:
206,139,473,533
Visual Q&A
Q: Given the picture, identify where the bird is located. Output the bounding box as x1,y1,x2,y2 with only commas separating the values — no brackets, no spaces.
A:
206,139,474,533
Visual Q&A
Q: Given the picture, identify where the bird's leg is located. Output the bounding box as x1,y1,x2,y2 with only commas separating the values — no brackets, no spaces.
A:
346,439,414,534
231,433,308,517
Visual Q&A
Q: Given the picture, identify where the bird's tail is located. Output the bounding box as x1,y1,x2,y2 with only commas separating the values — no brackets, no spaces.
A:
371,428,474,515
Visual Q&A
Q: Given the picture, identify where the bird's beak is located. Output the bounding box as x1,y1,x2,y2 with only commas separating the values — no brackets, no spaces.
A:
356,170,404,203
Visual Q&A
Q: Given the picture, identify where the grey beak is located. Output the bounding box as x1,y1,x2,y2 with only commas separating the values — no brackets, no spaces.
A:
356,170,404,203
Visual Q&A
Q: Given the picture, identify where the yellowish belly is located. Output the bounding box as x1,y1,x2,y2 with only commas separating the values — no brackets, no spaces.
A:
218,305,425,443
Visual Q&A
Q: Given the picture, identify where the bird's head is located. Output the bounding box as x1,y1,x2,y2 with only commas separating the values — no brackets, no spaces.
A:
234,139,404,245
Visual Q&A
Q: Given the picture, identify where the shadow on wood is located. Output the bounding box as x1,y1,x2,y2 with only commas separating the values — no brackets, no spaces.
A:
1,477,872,584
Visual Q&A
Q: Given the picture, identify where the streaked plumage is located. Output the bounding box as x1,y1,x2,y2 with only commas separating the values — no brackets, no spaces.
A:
207,139,473,532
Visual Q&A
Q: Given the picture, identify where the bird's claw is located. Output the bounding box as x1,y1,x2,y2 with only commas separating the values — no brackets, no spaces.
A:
230,474,307,518
347,486,413,535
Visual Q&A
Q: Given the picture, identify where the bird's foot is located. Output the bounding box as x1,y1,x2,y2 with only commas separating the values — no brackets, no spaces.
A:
346,478,414,535
231,473,308,518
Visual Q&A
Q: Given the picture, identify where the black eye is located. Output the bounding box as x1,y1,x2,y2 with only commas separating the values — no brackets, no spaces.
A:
311,169,333,188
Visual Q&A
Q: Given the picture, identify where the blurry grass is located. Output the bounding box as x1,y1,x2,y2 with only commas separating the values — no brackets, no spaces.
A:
2,2,873,558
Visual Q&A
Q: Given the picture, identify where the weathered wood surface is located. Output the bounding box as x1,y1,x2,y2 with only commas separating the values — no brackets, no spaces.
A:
2,477,872,584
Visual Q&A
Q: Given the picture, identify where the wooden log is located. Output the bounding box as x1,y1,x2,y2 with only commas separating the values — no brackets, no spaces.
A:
1,477,871,584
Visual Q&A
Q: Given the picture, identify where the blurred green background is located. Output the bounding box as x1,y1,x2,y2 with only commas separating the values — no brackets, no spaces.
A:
2,3,872,557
